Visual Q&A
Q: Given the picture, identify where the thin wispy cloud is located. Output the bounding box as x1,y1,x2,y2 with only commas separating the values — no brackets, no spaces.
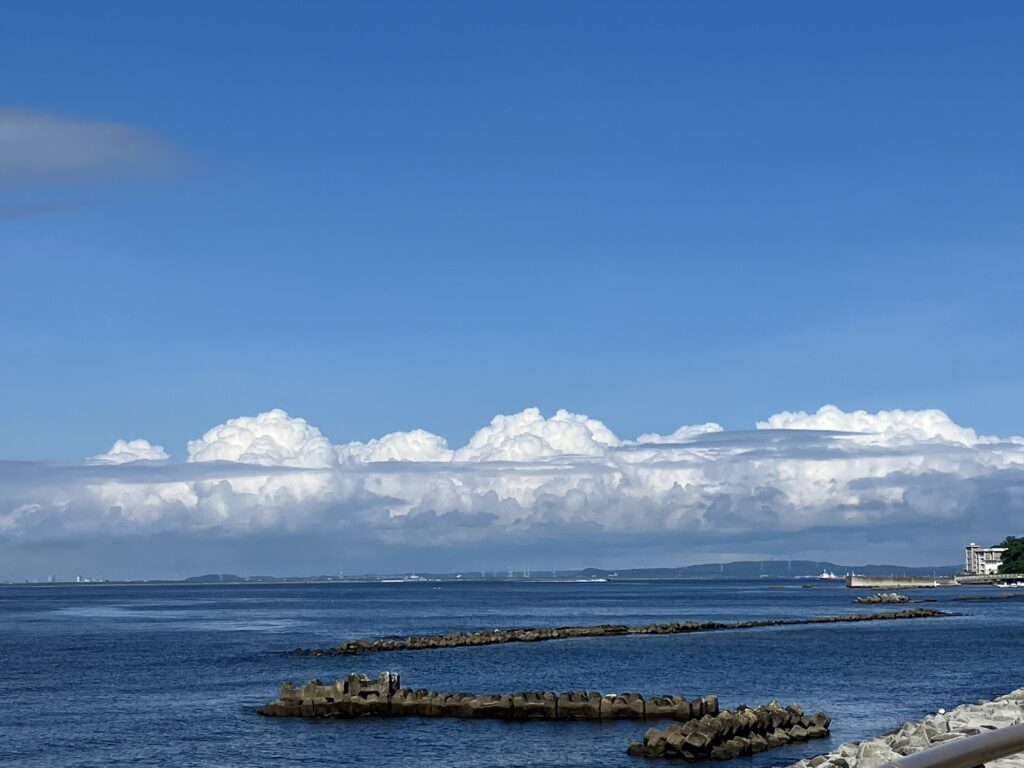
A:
0,107,182,186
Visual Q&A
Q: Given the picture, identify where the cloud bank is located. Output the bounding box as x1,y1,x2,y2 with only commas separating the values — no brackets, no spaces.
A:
4,405,1023,576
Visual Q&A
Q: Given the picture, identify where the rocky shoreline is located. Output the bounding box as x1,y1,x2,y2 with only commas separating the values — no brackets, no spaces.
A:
786,688,1024,768
628,701,830,761
259,672,721,722
294,608,951,656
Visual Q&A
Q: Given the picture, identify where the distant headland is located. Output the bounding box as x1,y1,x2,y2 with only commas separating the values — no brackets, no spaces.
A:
3,558,960,586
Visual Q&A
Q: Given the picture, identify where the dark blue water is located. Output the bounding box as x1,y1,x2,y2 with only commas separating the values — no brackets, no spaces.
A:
2,580,1021,767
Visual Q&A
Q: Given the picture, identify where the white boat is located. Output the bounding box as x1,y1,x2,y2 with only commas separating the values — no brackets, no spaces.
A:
380,575,428,583
574,577,608,583
818,570,844,581
994,581,1024,588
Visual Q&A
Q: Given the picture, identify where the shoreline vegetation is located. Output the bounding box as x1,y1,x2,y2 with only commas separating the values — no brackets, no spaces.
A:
293,608,952,656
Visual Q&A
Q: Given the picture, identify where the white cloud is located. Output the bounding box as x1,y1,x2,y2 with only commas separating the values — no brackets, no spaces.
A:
453,407,619,461
3,405,1023,569
87,438,169,465
186,409,337,468
634,422,724,444
337,429,453,464
757,404,985,445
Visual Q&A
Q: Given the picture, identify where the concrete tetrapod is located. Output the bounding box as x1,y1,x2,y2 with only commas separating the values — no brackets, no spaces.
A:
258,672,720,723
293,609,951,657
627,702,831,761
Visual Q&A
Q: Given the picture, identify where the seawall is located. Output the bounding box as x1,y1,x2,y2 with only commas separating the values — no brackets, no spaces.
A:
786,687,1024,768
259,672,720,722
846,575,958,589
294,608,952,656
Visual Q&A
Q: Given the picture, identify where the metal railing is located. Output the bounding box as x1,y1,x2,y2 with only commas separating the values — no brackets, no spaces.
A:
883,723,1024,768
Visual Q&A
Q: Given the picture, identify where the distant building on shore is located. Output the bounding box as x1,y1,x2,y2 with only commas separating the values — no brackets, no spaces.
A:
964,542,1007,575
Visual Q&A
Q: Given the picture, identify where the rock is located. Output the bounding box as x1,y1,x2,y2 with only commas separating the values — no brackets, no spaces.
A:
854,593,912,605
855,740,901,768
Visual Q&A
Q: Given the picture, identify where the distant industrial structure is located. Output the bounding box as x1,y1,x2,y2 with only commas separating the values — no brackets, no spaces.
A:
964,542,1006,575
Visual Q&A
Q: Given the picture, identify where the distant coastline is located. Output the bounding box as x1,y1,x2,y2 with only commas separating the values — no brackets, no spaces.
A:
1,558,961,587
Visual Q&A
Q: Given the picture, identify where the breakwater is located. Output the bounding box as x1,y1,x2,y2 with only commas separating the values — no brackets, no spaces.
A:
846,575,957,589
956,592,1024,602
294,608,951,656
628,702,830,761
853,593,911,604
259,672,720,722
787,687,1024,768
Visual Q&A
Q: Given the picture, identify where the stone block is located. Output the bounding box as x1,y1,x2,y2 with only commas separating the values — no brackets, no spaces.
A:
279,683,302,702
512,691,556,719
470,694,513,719
645,696,678,721
704,695,719,716
349,692,388,717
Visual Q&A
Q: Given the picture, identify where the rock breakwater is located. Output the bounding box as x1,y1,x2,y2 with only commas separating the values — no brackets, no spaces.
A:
628,701,830,761
294,608,951,656
787,688,1024,768
853,593,911,605
259,672,720,722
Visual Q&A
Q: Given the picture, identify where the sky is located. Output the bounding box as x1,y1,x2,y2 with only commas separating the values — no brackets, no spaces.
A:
1,2,1023,579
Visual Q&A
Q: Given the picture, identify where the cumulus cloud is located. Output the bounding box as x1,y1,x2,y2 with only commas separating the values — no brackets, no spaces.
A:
454,407,619,461
756,404,988,446
4,404,1023,574
337,429,453,464
186,409,337,468
87,439,169,465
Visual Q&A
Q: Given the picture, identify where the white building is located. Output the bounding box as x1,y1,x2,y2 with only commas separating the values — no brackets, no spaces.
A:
964,542,1007,575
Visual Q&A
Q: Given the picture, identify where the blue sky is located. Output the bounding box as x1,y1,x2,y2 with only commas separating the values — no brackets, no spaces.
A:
2,1,1021,461
1,2,1024,577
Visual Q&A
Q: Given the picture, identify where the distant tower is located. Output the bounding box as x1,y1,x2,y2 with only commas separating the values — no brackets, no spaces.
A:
507,566,513,579
339,565,344,581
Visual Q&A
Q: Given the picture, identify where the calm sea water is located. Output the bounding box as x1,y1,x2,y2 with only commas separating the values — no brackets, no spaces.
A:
2,580,1021,767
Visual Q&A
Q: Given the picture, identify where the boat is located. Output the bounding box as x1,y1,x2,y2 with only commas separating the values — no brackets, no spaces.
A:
993,581,1024,588
574,577,608,583
817,570,844,582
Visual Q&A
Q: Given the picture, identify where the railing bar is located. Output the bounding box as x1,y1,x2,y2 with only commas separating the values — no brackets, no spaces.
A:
882,722,1024,768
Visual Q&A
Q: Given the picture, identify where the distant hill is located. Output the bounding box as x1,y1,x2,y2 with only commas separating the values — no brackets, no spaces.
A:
575,560,960,580
183,573,244,583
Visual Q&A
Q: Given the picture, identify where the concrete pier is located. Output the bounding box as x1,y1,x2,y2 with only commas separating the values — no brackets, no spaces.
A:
846,575,958,589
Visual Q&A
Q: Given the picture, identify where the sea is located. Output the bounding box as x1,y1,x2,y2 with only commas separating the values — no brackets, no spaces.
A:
2,579,1022,767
